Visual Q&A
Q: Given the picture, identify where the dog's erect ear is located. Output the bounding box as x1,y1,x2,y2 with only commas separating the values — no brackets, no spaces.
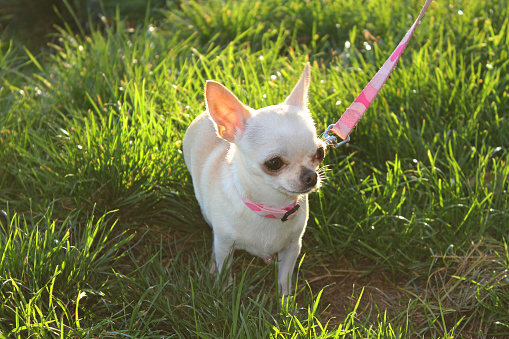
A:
284,62,311,107
206,81,252,142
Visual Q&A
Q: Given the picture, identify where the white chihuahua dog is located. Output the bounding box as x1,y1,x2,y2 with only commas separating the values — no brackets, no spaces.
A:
183,63,325,297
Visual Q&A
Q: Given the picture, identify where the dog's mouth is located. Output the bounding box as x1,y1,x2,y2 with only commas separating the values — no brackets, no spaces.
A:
263,172,322,197
278,185,318,196
284,174,322,195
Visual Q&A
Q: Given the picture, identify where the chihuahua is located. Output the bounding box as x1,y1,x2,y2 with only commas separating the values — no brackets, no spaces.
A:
183,63,325,297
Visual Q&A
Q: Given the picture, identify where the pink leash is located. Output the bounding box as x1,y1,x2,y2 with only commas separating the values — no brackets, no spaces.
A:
323,0,433,147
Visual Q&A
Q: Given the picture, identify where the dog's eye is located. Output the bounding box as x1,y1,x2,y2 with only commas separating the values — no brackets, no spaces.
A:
315,146,325,161
264,157,284,171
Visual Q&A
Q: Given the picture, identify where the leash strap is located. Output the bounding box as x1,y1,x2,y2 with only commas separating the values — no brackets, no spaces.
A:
329,0,433,142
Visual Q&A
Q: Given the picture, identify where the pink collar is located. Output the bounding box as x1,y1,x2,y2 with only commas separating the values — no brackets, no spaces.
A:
240,195,300,222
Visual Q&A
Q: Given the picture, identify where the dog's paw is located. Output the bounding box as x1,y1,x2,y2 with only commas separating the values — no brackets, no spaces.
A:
210,261,217,275
280,294,294,309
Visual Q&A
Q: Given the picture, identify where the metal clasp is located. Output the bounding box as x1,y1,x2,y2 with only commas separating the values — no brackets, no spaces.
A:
322,124,350,148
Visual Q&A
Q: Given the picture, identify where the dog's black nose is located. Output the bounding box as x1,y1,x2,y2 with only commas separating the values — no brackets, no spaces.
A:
301,171,317,187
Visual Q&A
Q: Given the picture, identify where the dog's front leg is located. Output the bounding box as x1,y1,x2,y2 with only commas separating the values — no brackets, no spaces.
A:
277,242,301,297
211,234,234,285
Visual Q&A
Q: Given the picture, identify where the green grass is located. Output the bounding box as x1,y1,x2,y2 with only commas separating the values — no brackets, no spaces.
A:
1,0,508,337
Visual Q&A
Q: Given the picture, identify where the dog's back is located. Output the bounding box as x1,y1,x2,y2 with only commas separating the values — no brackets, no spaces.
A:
183,112,229,220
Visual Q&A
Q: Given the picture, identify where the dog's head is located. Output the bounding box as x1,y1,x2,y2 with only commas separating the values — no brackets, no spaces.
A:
205,63,325,196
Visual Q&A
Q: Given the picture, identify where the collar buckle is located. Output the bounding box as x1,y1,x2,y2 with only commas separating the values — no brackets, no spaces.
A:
281,204,300,222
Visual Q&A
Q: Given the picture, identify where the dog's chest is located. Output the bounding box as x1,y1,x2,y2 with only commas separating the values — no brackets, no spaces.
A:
232,212,306,258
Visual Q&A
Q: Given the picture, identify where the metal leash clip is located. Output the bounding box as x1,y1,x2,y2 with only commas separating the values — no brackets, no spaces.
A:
322,124,350,148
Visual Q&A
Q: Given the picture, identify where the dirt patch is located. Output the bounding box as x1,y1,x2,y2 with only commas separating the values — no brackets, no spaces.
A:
298,255,418,326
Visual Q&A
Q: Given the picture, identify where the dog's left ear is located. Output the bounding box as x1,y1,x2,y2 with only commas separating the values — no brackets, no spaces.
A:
205,80,252,142
284,62,311,107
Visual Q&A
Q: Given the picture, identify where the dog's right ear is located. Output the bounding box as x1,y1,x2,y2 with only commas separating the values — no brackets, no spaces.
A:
284,62,311,108
205,81,252,142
